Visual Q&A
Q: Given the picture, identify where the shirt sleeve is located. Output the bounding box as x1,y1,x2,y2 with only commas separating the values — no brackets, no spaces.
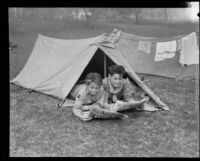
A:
74,89,86,109
70,84,85,99
96,89,109,106
123,79,134,102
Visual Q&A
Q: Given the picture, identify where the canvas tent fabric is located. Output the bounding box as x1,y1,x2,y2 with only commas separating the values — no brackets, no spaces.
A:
138,41,151,54
10,33,169,110
11,34,106,99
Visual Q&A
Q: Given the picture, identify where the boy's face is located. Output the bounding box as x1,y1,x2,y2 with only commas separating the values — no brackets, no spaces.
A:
109,73,123,88
87,82,100,95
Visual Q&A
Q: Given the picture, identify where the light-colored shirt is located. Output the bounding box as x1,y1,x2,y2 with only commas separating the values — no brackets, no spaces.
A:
103,77,134,103
71,84,106,110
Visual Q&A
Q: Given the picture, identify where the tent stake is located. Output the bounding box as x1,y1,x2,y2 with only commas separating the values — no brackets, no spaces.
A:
57,97,67,108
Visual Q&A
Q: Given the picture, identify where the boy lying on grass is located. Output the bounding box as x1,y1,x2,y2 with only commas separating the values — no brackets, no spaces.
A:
70,68,151,122
70,72,127,121
103,65,149,112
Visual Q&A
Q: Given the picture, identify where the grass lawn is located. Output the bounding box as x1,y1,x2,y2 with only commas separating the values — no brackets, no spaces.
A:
9,18,199,157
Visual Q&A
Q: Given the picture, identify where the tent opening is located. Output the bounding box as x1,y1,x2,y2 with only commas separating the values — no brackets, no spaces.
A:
76,48,116,83
67,48,115,98
69,47,139,95
73,47,139,88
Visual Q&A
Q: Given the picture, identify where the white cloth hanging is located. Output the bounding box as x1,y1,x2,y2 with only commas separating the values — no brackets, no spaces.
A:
156,40,177,53
179,32,199,65
155,40,177,61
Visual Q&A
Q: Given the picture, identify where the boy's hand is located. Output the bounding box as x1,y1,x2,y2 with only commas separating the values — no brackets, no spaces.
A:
112,95,117,103
82,105,90,111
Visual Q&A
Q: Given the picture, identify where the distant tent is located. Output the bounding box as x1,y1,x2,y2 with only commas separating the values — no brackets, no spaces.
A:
10,32,169,110
115,30,199,80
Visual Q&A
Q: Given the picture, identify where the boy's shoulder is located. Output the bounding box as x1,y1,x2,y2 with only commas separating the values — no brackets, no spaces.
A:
77,85,87,97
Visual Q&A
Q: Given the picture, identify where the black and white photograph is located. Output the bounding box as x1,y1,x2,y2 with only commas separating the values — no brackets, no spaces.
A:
9,2,199,157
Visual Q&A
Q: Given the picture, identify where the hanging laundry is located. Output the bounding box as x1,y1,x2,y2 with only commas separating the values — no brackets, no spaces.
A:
156,40,177,54
176,39,182,51
138,41,151,54
179,32,199,65
155,52,176,61
155,40,177,61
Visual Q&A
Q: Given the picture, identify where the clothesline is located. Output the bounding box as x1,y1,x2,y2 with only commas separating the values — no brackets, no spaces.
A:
136,32,199,65
120,32,190,43
104,30,199,65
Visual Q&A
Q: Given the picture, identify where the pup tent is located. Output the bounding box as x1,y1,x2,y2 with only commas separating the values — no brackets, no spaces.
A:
10,30,172,110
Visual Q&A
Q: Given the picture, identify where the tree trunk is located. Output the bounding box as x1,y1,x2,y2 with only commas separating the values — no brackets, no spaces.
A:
83,8,92,28
134,9,141,24
135,13,140,24
164,8,168,23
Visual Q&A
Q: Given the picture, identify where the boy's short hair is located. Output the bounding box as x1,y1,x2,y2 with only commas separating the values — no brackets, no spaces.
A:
85,72,102,86
108,65,125,76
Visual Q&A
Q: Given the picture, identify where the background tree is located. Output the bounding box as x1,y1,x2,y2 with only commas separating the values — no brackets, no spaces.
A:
83,8,102,28
132,8,142,24
164,8,168,23
83,8,120,27
114,8,142,24
82,8,93,27
114,8,133,19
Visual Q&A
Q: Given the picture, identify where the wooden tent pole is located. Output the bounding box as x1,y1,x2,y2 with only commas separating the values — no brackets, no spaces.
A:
104,54,107,78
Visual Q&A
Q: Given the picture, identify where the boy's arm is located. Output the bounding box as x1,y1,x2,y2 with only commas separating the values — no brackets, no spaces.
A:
73,91,85,110
123,79,135,102
95,89,114,110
